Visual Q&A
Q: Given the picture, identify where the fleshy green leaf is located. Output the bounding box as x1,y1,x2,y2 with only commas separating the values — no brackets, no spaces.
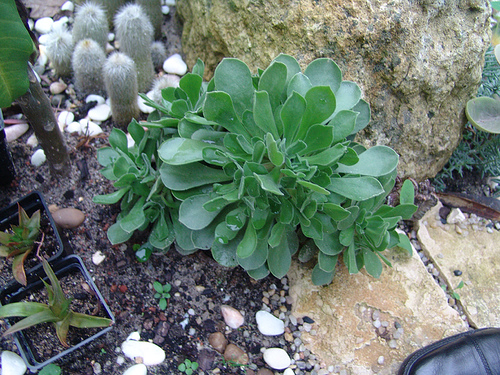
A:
258,61,287,111
254,91,279,139
400,179,415,205
236,221,258,259
179,194,222,230
362,249,383,278
328,177,384,201
304,58,342,93
120,197,146,233
160,163,230,190
267,237,291,279
204,91,250,137
336,146,399,177
295,86,336,142
287,72,312,97
107,222,133,244
330,110,358,143
159,138,218,165
311,264,335,286
300,124,334,154
273,54,301,85
281,91,306,144
465,97,500,134
318,252,338,273
93,188,130,204
333,81,361,113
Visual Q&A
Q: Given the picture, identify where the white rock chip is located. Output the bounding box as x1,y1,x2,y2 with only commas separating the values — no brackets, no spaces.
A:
26,133,38,147
36,45,48,66
34,17,54,34
447,208,466,224
38,34,50,45
50,81,67,95
31,149,46,167
263,348,291,370
121,332,165,366
126,133,135,148
163,53,187,76
164,0,176,5
52,16,69,31
220,305,245,329
86,94,106,105
256,310,285,336
284,368,295,375
80,119,103,136
88,104,111,122
162,5,170,14
92,250,106,265
61,1,74,12
1,351,27,375
138,92,155,114
66,121,82,134
123,364,147,375
5,123,29,142
58,111,74,131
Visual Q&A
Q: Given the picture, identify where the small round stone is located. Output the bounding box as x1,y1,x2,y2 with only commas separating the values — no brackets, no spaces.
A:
61,1,74,12
263,348,291,370
122,364,147,375
52,207,86,229
223,344,249,365
163,53,188,75
138,92,155,113
35,17,54,34
454,270,463,276
220,305,245,329
31,149,46,167
256,310,285,336
50,81,67,95
1,351,27,375
5,123,29,142
208,331,228,353
88,104,111,121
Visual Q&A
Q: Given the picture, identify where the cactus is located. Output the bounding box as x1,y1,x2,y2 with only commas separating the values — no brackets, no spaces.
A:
45,26,74,77
74,0,127,29
72,2,109,51
72,39,106,96
114,3,154,92
151,74,179,104
151,41,167,70
103,52,140,127
135,0,163,40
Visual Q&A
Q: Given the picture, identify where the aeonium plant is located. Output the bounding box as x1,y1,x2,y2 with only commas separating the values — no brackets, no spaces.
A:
0,204,41,285
95,54,417,285
0,254,113,347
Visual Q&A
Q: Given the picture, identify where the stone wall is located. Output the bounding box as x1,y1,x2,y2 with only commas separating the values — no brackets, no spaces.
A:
176,0,491,180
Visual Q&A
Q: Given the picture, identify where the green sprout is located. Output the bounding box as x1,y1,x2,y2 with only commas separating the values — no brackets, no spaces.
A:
0,204,41,285
0,254,113,347
153,281,171,310
178,358,199,375
39,364,62,375
442,280,464,301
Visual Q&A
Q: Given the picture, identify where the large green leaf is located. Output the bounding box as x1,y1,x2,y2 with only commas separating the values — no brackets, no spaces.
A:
304,58,342,93
287,72,312,97
267,237,291,279
158,138,216,165
336,146,399,177
281,91,306,144
204,91,251,137
465,97,500,134
311,264,335,286
295,86,336,142
213,58,254,117
333,81,361,113
362,249,383,278
258,61,287,111
0,0,35,108
328,177,384,201
273,54,301,85
160,163,231,190
253,91,279,139
179,194,222,230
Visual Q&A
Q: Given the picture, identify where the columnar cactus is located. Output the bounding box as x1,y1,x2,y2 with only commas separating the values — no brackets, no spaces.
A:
103,52,140,127
72,39,106,96
114,3,155,92
135,0,163,40
74,0,126,29
45,26,74,77
151,41,167,70
72,2,109,51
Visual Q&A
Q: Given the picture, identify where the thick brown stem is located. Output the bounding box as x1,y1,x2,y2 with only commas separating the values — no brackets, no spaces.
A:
17,63,69,177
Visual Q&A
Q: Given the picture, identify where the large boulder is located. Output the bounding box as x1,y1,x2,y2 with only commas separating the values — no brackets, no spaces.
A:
176,0,491,180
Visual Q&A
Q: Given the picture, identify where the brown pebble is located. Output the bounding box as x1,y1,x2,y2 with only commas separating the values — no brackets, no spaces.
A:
118,285,127,293
52,207,85,229
208,331,228,353
223,343,249,365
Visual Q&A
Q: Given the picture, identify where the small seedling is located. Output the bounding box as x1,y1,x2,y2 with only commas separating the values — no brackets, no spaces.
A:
0,204,41,285
39,363,62,375
153,281,171,310
178,358,198,374
442,280,464,301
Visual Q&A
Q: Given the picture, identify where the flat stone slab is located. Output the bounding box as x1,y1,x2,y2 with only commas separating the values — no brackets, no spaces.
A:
288,245,467,374
417,202,500,328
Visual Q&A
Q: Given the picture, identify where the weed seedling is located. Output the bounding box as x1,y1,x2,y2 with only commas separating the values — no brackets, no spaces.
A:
178,358,198,374
153,281,171,310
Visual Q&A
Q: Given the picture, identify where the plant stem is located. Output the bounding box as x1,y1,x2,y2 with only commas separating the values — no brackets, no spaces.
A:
16,63,69,177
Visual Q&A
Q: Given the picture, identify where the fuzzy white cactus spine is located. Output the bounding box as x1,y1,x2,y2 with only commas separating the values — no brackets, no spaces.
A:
74,0,126,29
114,3,155,92
135,0,163,40
45,26,74,77
151,41,167,70
103,52,140,127
72,39,106,96
72,2,109,51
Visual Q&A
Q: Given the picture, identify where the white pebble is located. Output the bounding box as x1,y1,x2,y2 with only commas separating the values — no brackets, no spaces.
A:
61,1,74,12
31,149,46,167
88,104,111,121
38,34,50,45
220,305,245,329
256,310,285,336
86,94,106,105
66,121,82,134
164,0,176,5
50,81,67,95
162,5,170,14
263,348,291,370
108,33,115,42
58,111,74,131
122,364,147,375
52,16,69,31
284,368,295,375
5,123,29,142
26,133,38,147
126,133,135,148
34,17,54,34
163,53,187,76
447,208,466,224
80,119,103,136
1,351,27,375
121,333,165,365
138,92,155,114
378,356,384,365
92,251,106,265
